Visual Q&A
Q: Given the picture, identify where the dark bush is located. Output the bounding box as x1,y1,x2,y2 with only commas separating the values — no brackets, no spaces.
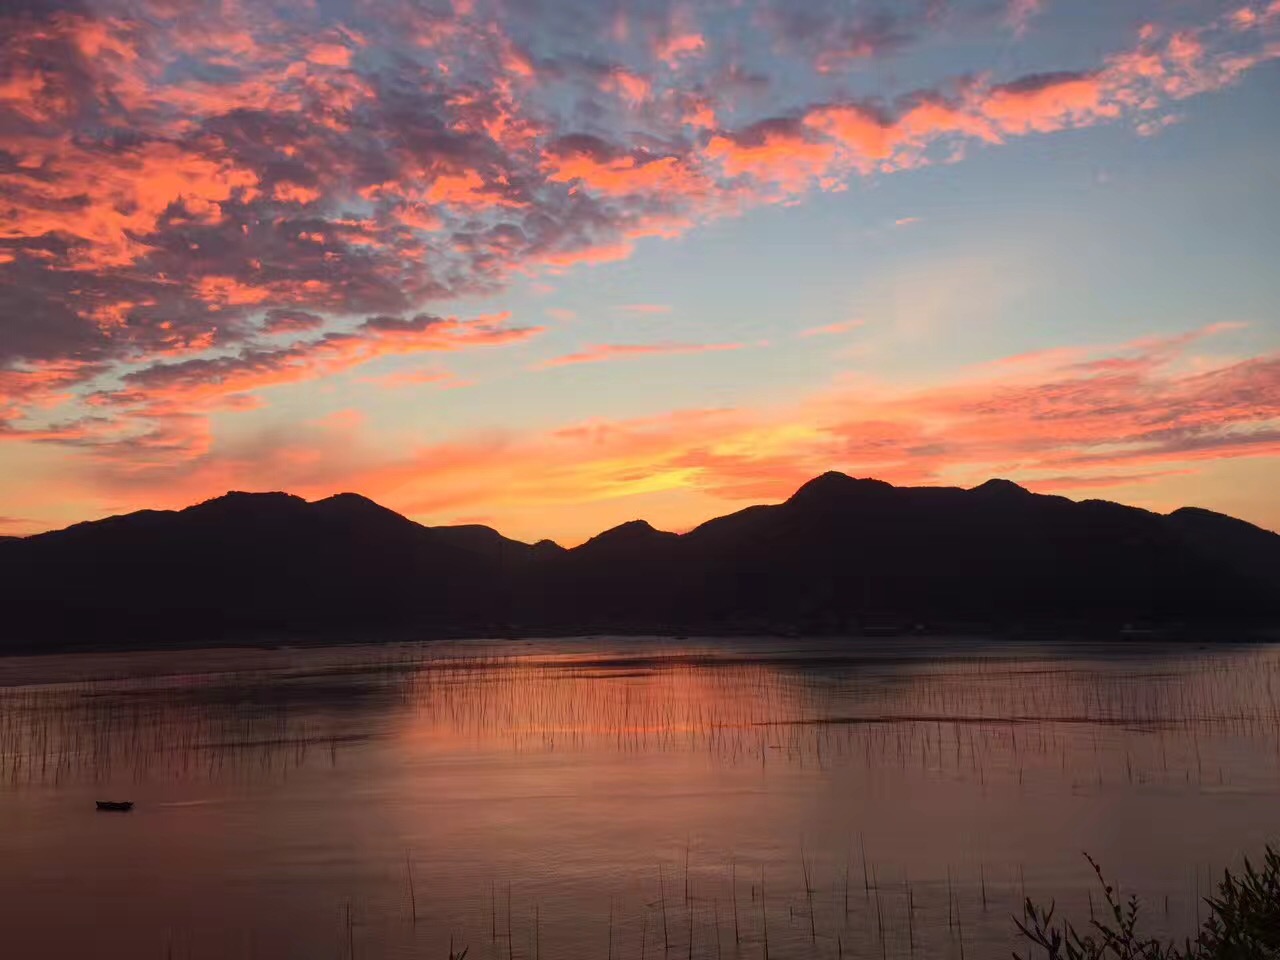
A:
1017,847,1280,959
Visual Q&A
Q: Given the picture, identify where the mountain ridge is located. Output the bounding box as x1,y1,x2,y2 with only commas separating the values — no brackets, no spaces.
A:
2,473,1277,651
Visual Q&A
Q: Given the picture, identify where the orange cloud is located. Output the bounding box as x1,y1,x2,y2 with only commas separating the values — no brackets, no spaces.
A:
2,138,260,269
273,181,322,204
366,325,1279,537
980,71,1117,135
803,104,895,166
705,120,841,193
545,149,706,200
11,326,1278,544
307,43,353,67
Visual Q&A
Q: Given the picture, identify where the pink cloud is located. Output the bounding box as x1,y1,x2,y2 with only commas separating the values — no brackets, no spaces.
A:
1021,470,1196,492
110,313,538,405
1006,0,1045,38
615,304,673,315
602,68,652,104
359,369,474,390
656,32,706,68
535,342,750,369
539,242,636,269
799,319,865,338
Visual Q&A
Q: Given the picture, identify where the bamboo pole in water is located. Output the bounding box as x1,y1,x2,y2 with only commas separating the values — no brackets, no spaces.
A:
686,845,694,960
947,866,954,930
660,863,670,953
732,859,740,946
802,850,816,943
861,834,870,899
908,882,915,956
874,866,885,960
760,867,769,960
406,851,416,925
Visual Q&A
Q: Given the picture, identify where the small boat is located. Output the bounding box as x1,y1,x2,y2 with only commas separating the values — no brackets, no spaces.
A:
95,800,134,812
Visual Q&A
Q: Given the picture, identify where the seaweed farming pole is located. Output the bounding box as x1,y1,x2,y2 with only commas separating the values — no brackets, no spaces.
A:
685,844,691,910
908,882,916,956
732,859,740,946
874,866,885,960
861,834,870,899
760,867,769,960
406,851,417,925
947,866,954,930
686,845,694,960
1020,865,1028,922
660,863,670,953
802,850,816,944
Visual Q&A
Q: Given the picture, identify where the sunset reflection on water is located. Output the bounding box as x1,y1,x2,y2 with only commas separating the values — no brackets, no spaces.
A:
2,636,1279,959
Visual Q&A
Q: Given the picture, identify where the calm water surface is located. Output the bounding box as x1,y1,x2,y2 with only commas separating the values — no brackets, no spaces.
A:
1,636,1278,959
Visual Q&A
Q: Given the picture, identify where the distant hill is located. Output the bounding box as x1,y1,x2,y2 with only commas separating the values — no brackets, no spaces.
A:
1,473,1277,650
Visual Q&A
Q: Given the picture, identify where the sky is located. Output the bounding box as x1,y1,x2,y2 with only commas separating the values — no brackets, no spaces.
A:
1,0,1278,545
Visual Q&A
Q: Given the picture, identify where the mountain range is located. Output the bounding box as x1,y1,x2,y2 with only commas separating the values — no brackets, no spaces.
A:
1,472,1277,651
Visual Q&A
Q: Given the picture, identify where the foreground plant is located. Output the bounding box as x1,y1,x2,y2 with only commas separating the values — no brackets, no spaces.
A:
1016,847,1280,959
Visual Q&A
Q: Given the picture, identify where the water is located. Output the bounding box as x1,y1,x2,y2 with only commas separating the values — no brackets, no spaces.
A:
1,636,1278,959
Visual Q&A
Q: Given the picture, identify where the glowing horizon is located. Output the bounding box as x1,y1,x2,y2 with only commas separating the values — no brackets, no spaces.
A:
2,0,1278,543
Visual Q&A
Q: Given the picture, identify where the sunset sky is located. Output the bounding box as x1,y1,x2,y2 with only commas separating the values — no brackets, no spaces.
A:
1,0,1278,544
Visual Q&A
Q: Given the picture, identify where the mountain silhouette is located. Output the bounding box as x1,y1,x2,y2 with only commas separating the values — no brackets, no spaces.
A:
1,474,1277,651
